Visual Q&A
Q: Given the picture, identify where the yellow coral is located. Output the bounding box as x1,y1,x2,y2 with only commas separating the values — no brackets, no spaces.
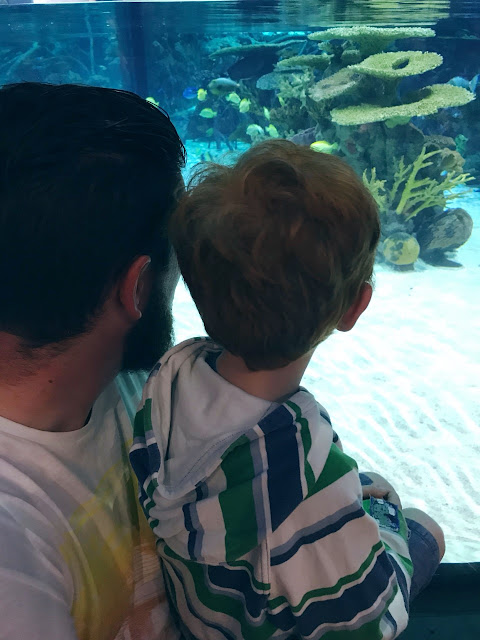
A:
308,26,435,56
363,147,474,220
349,51,442,80
331,84,474,126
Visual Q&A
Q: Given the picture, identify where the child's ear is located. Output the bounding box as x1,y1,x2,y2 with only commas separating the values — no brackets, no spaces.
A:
337,283,372,332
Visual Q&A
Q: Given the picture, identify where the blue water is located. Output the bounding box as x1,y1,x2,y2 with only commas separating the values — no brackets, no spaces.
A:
0,0,479,562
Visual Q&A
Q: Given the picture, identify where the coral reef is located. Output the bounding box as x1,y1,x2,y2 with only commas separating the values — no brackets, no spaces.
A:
331,84,474,126
363,147,474,268
178,27,476,269
276,54,330,71
349,51,442,81
308,26,435,57
363,146,474,221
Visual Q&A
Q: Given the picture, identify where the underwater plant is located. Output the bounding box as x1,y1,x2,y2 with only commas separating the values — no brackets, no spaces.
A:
363,146,474,221
363,147,474,267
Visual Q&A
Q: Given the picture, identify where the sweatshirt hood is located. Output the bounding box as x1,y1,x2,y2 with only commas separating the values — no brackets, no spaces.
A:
130,338,334,563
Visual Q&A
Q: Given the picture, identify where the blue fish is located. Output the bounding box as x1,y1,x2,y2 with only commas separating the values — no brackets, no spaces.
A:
469,74,479,93
447,76,470,90
182,86,198,100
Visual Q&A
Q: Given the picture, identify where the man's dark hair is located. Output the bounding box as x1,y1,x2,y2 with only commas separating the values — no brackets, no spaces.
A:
0,82,185,348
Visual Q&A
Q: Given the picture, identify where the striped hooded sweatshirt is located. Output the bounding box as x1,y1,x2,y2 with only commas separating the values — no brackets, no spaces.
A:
130,338,412,640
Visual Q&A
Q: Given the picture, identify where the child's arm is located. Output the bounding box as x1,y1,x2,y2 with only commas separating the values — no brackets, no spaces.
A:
266,444,411,639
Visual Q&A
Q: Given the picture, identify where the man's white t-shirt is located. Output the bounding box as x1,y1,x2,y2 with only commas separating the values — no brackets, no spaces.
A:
0,372,177,640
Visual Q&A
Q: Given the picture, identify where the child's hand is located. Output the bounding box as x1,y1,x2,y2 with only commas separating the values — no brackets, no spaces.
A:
361,471,402,509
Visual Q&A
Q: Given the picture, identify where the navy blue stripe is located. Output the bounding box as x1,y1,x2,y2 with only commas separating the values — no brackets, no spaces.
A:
146,442,161,475
164,559,237,640
161,561,196,640
259,406,303,532
183,502,197,561
129,447,148,488
269,549,395,634
319,409,331,425
207,564,268,619
271,506,365,566
385,610,398,636
129,447,152,519
259,404,293,434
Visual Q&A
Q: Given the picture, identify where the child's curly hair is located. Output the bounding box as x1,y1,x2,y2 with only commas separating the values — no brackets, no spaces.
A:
171,140,380,370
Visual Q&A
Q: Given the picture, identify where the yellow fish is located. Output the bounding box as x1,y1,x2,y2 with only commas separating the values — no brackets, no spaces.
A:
246,124,264,138
239,98,251,113
278,96,286,107
266,124,280,138
263,107,271,120
199,108,217,119
310,140,339,154
197,88,208,101
226,92,241,105
146,96,159,107
205,128,214,137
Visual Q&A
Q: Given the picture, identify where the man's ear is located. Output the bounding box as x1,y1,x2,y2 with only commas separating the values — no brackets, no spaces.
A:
337,282,372,332
118,255,152,322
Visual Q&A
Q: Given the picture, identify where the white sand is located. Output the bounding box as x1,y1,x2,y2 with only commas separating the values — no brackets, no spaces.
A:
174,154,479,562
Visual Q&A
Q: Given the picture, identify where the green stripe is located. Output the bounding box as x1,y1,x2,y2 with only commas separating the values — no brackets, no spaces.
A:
220,435,259,562
310,444,358,495
268,540,384,612
133,400,147,438
133,398,153,438
286,400,315,496
163,545,275,640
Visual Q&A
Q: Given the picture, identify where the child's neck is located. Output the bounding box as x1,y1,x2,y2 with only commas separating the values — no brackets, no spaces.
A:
216,350,314,403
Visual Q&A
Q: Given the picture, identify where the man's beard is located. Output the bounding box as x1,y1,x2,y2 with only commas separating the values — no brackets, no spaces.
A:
121,283,174,373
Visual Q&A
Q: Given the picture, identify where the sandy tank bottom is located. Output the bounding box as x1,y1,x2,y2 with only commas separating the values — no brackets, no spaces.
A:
173,146,480,563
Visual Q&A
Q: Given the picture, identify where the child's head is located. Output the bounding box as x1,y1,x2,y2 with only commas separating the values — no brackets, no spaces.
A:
171,139,380,370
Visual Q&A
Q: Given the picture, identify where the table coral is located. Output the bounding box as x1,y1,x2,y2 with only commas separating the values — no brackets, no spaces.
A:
331,84,475,126
308,26,435,57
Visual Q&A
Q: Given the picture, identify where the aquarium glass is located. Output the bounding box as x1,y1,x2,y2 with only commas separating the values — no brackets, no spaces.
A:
0,0,478,563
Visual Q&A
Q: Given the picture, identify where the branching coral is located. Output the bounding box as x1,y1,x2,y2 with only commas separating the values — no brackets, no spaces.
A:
362,167,388,211
363,146,474,221
277,69,314,106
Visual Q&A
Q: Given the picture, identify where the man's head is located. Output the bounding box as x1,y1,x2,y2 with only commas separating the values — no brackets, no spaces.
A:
0,82,185,373
172,139,380,371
